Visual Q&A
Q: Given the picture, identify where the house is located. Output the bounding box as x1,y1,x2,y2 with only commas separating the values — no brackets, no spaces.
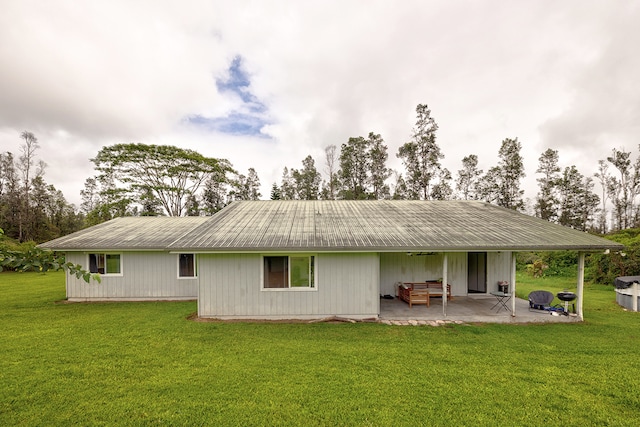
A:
40,216,209,301
41,200,623,320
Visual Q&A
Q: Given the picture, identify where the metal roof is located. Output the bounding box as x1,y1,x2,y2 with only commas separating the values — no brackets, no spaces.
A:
39,216,209,251
167,200,623,252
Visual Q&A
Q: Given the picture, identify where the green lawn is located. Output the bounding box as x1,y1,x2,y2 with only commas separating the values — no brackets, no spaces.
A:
1,272,640,426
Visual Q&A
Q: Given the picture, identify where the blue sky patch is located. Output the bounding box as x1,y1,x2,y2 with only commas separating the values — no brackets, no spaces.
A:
186,56,271,137
187,112,268,137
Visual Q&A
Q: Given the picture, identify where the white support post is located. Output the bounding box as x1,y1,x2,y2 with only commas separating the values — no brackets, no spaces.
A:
577,252,585,320
511,252,516,316
442,253,448,317
633,282,638,312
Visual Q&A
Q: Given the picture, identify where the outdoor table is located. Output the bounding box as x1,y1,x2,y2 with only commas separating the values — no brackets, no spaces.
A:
490,291,511,312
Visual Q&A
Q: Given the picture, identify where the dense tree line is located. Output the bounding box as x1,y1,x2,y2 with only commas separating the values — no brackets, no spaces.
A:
271,104,529,211
3,104,640,245
269,103,640,235
532,146,640,233
0,132,82,242
0,137,262,242
533,148,600,232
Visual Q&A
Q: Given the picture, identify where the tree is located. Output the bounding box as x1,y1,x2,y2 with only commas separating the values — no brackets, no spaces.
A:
477,166,501,205
339,136,370,199
229,168,262,201
431,168,453,200
91,143,233,216
322,144,339,200
17,132,38,181
16,131,46,241
594,160,611,233
279,167,296,200
0,132,81,242
335,132,391,200
202,170,228,214
0,152,20,238
557,166,599,230
23,177,80,241
245,168,261,200
140,187,164,216
39,183,82,237
80,177,99,215
456,154,483,200
82,170,135,226
603,148,640,230
28,176,53,241
0,152,8,197
184,194,200,216
270,183,281,200
397,104,443,200
367,132,391,199
292,156,321,200
579,176,600,232
391,171,408,200
1,136,81,241
497,138,526,210
478,138,526,210
534,148,561,221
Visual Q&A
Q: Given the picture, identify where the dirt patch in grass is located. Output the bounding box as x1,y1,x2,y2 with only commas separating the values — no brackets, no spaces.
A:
186,312,378,324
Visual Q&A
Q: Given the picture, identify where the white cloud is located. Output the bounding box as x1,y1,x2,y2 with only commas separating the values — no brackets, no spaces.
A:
0,0,229,138
1,0,638,208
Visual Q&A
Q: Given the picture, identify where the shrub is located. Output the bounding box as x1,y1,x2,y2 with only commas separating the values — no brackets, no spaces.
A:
585,228,640,285
525,259,548,278
0,228,98,282
520,251,577,278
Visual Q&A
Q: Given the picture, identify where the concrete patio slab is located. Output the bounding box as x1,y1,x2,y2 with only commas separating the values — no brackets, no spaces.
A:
379,294,580,324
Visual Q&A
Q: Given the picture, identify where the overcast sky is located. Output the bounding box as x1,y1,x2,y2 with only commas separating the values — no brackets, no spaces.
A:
1,0,639,208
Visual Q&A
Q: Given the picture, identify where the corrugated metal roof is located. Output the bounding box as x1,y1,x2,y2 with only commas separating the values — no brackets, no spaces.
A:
167,200,624,252
40,216,209,251
39,201,624,252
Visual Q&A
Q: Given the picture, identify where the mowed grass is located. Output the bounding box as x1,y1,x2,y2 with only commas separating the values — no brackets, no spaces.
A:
1,272,640,426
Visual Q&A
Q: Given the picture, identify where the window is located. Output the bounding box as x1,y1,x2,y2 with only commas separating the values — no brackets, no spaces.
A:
178,254,196,278
88,253,121,275
263,255,315,289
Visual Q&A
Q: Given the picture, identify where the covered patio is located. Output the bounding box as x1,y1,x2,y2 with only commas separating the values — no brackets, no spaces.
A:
381,250,588,324
379,294,581,324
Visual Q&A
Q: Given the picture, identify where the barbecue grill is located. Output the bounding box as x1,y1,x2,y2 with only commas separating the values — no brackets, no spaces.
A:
556,291,577,314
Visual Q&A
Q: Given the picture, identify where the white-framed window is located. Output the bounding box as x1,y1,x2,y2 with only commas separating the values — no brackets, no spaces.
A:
88,253,122,275
262,255,315,289
178,253,197,278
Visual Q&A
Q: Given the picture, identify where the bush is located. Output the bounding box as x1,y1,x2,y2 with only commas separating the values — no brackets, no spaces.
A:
0,228,99,282
525,259,547,278
585,228,640,285
0,232,34,253
519,251,578,278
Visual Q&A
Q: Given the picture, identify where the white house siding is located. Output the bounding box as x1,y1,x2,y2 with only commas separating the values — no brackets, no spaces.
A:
445,253,468,295
379,252,468,296
197,253,380,319
486,252,513,292
379,252,515,296
64,252,198,301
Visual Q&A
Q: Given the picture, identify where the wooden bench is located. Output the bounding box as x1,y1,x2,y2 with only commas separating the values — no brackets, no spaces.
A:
397,282,452,308
397,283,430,307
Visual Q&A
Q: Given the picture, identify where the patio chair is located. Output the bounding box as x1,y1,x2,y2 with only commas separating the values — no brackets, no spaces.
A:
528,290,554,311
